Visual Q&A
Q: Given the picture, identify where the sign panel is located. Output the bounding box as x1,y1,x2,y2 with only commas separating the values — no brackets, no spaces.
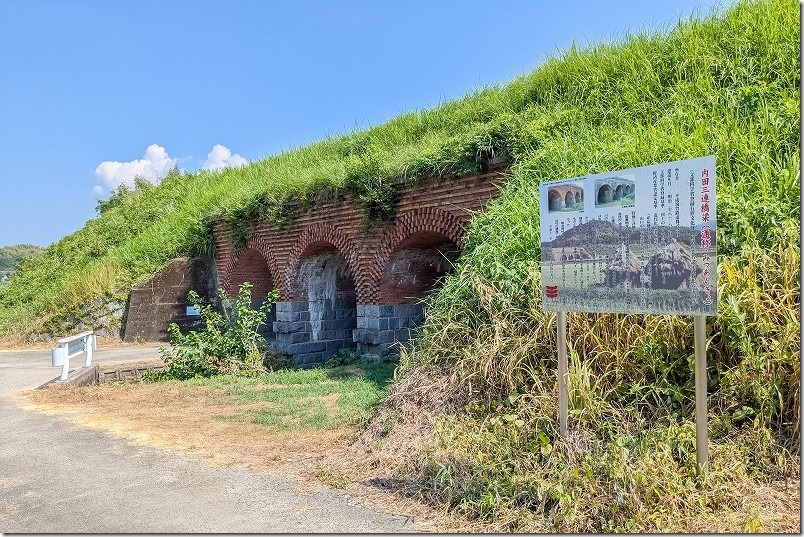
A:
539,156,717,315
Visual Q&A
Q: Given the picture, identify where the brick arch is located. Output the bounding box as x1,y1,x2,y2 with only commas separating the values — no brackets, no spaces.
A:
366,207,467,304
245,235,281,289
222,244,278,299
221,236,279,289
284,223,361,301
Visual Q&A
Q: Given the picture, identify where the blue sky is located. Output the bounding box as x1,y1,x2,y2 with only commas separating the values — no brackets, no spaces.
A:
0,0,721,248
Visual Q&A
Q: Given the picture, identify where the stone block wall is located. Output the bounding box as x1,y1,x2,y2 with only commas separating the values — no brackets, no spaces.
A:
272,300,356,366
353,304,424,358
123,257,217,342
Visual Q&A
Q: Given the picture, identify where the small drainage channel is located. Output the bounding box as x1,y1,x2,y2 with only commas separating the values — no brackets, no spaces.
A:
38,360,165,389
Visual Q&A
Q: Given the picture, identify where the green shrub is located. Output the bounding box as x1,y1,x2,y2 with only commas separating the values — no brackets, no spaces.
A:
151,282,279,380
324,347,363,368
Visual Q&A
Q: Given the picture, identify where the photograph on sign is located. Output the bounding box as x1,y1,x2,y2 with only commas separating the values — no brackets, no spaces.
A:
539,156,716,316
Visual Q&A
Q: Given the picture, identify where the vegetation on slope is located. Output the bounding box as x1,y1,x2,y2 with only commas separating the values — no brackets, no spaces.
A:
0,0,797,343
352,0,800,531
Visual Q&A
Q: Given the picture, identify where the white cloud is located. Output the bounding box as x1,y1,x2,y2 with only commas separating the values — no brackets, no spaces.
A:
202,144,248,171
94,144,178,193
92,143,248,196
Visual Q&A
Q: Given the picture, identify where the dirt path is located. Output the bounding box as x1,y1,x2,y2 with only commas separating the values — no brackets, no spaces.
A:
0,347,418,533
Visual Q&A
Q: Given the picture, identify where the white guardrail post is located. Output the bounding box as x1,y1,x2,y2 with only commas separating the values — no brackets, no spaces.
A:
51,331,96,381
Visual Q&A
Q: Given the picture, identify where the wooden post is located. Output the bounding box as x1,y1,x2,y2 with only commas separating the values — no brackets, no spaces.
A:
557,310,568,438
694,315,708,472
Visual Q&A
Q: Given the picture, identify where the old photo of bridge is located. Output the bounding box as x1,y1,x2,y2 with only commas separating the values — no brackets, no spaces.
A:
594,175,635,208
547,182,584,212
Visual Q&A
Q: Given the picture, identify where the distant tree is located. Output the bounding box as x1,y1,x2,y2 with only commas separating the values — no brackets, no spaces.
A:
133,175,155,192
162,165,182,184
0,244,45,271
95,184,133,215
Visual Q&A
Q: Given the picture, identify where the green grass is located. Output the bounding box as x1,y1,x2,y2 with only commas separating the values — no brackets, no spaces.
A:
186,359,396,430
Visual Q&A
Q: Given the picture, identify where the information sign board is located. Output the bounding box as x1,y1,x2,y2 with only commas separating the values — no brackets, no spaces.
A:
539,156,717,315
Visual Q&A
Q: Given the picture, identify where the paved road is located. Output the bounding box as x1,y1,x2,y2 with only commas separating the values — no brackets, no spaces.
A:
0,346,416,533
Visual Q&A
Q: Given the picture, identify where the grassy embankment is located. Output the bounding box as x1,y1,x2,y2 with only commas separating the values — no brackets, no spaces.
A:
3,0,800,531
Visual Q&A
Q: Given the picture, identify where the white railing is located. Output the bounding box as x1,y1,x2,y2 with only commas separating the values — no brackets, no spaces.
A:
51,331,96,381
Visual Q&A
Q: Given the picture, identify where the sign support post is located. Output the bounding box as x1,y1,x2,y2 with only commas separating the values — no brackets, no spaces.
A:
694,315,709,472
557,310,568,438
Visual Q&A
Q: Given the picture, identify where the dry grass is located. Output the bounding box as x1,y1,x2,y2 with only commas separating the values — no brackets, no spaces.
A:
336,368,801,533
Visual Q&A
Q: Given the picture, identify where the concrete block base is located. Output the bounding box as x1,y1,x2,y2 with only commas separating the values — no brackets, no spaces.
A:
272,300,357,366
354,303,424,358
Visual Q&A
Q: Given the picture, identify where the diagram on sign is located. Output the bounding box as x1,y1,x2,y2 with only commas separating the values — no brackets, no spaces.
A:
539,156,717,316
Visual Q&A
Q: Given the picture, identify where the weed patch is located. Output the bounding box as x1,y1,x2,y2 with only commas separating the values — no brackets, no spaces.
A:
186,358,396,431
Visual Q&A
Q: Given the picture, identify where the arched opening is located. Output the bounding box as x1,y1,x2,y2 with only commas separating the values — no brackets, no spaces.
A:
614,184,624,200
378,231,459,304
297,242,357,346
564,191,576,208
229,249,274,301
574,191,581,203
228,248,276,338
364,231,459,356
598,184,613,204
548,189,564,211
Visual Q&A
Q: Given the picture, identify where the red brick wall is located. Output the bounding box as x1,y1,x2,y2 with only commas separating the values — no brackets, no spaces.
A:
227,248,275,299
213,168,505,305
376,246,459,304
